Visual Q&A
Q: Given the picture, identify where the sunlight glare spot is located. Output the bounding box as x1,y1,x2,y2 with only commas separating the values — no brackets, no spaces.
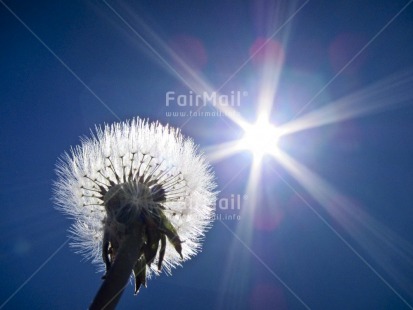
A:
240,120,281,159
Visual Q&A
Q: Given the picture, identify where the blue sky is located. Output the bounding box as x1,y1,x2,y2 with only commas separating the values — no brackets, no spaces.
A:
1,1,413,309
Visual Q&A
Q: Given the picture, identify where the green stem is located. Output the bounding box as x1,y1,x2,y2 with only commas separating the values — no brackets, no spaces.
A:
89,223,144,310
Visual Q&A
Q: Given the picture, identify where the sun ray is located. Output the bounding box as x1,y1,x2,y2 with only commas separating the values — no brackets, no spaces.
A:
215,161,261,309
274,149,413,305
204,141,245,163
279,71,413,136
253,38,286,118
102,1,250,129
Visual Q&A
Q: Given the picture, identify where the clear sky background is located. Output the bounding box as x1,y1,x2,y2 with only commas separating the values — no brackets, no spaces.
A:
1,1,413,309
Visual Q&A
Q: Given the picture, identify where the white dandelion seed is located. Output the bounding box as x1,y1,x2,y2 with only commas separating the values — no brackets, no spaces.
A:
53,117,216,306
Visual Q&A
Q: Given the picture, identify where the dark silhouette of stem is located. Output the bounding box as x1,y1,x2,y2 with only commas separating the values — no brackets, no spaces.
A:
90,223,144,310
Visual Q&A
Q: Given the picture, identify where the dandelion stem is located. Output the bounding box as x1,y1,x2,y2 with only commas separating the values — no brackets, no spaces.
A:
89,218,145,310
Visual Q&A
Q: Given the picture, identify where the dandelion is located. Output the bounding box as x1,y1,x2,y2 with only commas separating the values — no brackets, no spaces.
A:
53,117,216,309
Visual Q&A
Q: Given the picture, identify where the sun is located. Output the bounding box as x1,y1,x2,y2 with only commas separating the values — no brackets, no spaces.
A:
239,116,281,160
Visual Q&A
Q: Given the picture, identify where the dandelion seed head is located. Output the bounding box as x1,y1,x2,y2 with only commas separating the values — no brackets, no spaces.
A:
53,117,216,277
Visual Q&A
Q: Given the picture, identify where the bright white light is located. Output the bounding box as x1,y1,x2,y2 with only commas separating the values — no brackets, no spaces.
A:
239,118,281,159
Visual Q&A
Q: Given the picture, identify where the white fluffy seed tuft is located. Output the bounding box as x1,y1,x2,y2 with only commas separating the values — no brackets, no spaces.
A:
53,117,217,277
